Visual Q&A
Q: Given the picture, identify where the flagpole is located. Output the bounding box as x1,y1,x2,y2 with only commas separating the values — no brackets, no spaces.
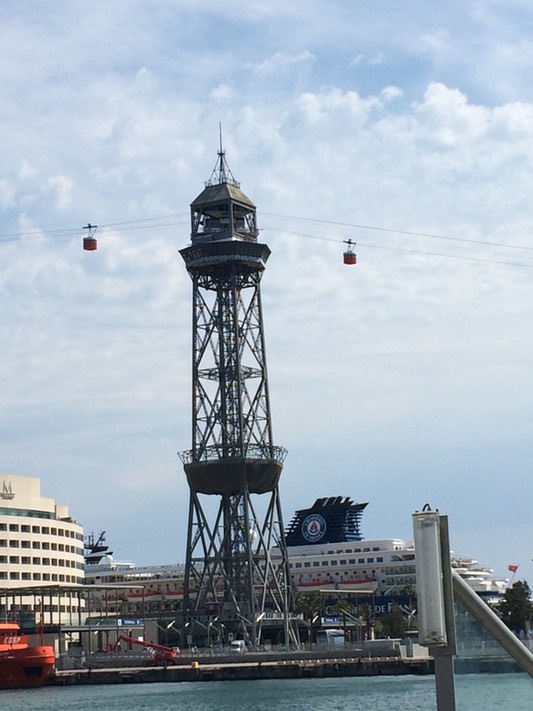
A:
507,564,519,588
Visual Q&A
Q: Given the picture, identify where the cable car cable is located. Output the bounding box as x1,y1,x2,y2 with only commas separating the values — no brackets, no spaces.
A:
262,212,533,254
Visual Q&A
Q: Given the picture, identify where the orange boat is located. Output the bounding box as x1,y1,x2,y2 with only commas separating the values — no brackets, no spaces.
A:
0,622,55,688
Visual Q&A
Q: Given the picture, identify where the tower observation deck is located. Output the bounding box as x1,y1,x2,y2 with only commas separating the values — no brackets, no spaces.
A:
178,145,294,648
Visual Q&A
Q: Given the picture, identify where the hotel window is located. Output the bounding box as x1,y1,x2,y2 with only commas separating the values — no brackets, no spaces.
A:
33,573,41,581
0,524,5,531
0,572,6,579
377,557,383,562
358,558,364,564
9,572,19,580
0,540,6,547
51,528,57,535
9,556,19,564
21,573,31,581
330,561,338,566
32,541,41,549
373,547,380,551
21,525,30,533
21,556,31,564
313,562,320,567
42,542,50,550
42,527,50,535
33,557,41,565
32,526,40,534
0,556,6,564
21,541,31,549
9,524,19,532
340,559,346,565
367,558,374,563
349,559,355,564
304,562,311,568
9,540,19,548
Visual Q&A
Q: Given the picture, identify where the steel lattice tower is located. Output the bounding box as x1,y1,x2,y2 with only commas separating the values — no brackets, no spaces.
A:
178,145,293,648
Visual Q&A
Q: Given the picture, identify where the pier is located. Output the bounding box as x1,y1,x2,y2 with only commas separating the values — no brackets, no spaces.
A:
51,651,432,685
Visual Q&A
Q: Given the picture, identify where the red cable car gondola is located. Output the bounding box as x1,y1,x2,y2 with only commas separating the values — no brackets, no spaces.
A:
83,223,98,251
343,239,357,265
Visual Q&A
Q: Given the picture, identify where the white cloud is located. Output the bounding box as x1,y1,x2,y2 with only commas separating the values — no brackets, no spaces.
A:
251,50,314,74
1,2,532,578
351,53,385,67
381,86,403,101
47,175,74,210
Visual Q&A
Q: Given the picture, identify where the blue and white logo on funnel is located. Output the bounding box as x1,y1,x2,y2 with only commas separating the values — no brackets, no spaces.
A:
302,513,326,543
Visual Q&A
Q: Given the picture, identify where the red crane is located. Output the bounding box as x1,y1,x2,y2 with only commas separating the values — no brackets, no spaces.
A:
111,635,179,666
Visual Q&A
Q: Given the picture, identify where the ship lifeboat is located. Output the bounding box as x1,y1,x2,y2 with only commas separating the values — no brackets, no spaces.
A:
163,590,184,601
126,591,163,603
337,578,377,591
295,580,326,592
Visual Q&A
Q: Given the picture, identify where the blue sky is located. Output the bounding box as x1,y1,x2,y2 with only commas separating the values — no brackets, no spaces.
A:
1,1,533,582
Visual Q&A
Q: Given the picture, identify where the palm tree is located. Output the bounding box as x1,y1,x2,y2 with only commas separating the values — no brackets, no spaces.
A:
293,592,321,647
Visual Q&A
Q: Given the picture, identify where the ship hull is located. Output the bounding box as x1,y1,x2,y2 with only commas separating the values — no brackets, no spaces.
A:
0,646,55,688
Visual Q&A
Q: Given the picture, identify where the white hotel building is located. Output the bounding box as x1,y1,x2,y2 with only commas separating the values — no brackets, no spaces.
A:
0,474,84,587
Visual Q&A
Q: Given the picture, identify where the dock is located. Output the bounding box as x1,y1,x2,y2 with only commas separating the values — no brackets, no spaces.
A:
51,653,432,685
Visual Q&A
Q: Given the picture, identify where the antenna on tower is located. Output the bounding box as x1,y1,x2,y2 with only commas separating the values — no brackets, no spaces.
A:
207,124,240,188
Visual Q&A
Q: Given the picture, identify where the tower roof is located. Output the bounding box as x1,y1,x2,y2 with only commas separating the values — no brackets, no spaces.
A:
190,181,256,210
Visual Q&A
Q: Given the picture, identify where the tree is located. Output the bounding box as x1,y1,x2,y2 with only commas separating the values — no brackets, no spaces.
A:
380,604,406,638
498,580,533,635
293,592,321,645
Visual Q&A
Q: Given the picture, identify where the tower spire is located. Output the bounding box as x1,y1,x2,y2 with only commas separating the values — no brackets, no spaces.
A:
207,124,240,187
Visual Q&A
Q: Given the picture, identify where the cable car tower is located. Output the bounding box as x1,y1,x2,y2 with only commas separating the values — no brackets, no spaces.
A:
178,140,294,648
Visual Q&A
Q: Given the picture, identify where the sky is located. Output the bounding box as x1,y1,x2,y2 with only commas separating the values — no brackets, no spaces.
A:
1,1,532,583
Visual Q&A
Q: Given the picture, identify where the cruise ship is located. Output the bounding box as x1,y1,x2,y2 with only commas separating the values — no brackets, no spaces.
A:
83,498,507,610
282,497,507,603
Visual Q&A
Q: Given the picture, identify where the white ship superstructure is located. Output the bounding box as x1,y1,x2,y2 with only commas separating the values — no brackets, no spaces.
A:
286,537,416,595
83,498,507,609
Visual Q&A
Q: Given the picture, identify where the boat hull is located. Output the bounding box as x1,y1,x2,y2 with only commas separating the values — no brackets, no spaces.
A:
0,646,55,688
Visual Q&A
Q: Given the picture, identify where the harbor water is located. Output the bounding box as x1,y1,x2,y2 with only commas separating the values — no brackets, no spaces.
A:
0,674,532,710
